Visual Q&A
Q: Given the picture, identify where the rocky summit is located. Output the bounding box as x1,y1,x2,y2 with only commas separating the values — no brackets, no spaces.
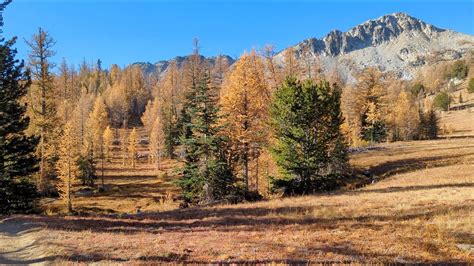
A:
135,13,473,82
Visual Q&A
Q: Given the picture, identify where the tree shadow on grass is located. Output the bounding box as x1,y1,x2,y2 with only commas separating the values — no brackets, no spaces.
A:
364,152,474,178
351,182,474,194
17,203,472,236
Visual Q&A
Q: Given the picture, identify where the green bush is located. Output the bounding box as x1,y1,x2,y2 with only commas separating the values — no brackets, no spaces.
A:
270,175,341,196
410,83,425,96
468,78,474,93
77,156,97,186
433,92,452,111
448,60,469,79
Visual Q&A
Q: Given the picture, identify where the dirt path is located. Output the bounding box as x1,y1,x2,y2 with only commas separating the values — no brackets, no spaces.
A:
0,217,53,265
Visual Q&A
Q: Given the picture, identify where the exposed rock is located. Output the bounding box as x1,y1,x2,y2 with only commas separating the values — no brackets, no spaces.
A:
274,12,474,83
133,12,473,84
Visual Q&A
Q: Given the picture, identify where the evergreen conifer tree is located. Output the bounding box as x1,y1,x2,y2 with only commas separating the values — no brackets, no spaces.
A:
178,71,234,204
0,1,40,214
270,77,348,195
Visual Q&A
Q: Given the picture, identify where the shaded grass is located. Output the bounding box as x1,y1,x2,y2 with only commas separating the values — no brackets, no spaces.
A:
27,132,474,263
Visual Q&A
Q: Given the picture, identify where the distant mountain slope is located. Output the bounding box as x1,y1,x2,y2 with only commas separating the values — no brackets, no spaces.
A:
274,12,474,82
133,55,235,77
133,13,473,82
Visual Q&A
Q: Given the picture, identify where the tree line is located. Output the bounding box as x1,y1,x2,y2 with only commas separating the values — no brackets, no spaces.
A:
4,1,471,213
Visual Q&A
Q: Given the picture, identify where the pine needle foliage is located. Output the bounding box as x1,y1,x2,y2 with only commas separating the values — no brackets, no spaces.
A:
270,77,348,195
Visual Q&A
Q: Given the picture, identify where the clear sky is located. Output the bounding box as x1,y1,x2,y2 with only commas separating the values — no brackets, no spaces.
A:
3,0,473,68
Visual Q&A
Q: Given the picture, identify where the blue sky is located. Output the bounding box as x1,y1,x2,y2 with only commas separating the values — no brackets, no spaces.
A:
3,0,473,68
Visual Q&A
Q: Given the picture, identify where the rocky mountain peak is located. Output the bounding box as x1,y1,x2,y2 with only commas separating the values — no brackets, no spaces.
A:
135,13,472,83
293,12,445,57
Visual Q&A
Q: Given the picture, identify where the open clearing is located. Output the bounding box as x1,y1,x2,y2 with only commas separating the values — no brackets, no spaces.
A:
1,135,473,264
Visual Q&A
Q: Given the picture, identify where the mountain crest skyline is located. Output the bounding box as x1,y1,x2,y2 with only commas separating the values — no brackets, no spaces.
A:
134,12,473,82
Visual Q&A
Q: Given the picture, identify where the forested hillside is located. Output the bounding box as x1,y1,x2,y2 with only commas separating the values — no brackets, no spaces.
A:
1,0,473,263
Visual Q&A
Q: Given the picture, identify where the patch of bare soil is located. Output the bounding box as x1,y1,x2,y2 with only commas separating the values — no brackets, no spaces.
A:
0,217,52,265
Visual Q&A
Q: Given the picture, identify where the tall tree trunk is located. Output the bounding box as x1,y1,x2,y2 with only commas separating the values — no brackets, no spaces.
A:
67,160,72,213
157,152,161,171
256,155,259,193
243,144,249,191
39,130,45,193
101,144,105,189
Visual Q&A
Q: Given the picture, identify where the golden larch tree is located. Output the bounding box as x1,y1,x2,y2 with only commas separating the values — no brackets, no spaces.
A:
141,99,159,134
128,128,138,168
56,122,79,213
103,125,114,163
26,27,58,194
342,68,387,144
390,90,420,141
88,96,109,156
261,44,283,91
220,50,271,190
282,47,303,79
149,116,165,170
88,96,109,187
120,128,128,167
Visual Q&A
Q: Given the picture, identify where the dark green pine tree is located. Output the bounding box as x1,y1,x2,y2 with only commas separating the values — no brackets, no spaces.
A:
0,1,40,214
270,77,348,195
426,109,439,140
418,109,438,140
177,71,234,204
162,112,179,158
418,109,426,140
326,84,349,176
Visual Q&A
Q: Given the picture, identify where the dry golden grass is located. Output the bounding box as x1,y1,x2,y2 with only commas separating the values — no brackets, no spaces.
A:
2,137,472,264
440,108,474,137
440,87,474,137
44,156,181,215
350,138,474,177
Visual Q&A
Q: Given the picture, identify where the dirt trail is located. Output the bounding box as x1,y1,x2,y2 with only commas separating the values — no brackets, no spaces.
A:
0,217,53,265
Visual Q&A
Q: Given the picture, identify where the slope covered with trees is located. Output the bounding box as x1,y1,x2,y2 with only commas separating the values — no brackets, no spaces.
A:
0,0,39,214
0,1,472,213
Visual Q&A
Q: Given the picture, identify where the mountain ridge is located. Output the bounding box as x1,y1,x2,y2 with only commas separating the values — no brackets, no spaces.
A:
283,12,446,57
133,12,474,82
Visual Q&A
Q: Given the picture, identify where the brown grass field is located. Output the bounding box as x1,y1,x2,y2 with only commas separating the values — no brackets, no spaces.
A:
1,107,473,264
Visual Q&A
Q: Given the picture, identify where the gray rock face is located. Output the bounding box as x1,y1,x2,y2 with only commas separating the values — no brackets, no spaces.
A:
290,13,445,57
275,12,474,82
133,13,473,83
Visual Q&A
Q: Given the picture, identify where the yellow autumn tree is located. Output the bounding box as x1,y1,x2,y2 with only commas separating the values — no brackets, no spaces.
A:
341,85,364,146
343,68,387,144
261,44,282,91
141,99,159,134
220,50,271,190
56,121,79,213
150,116,165,170
282,47,303,79
389,90,420,141
103,126,114,163
120,128,128,167
88,96,109,187
128,128,138,168
89,96,109,156
159,61,181,157
106,79,129,128
26,28,59,194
